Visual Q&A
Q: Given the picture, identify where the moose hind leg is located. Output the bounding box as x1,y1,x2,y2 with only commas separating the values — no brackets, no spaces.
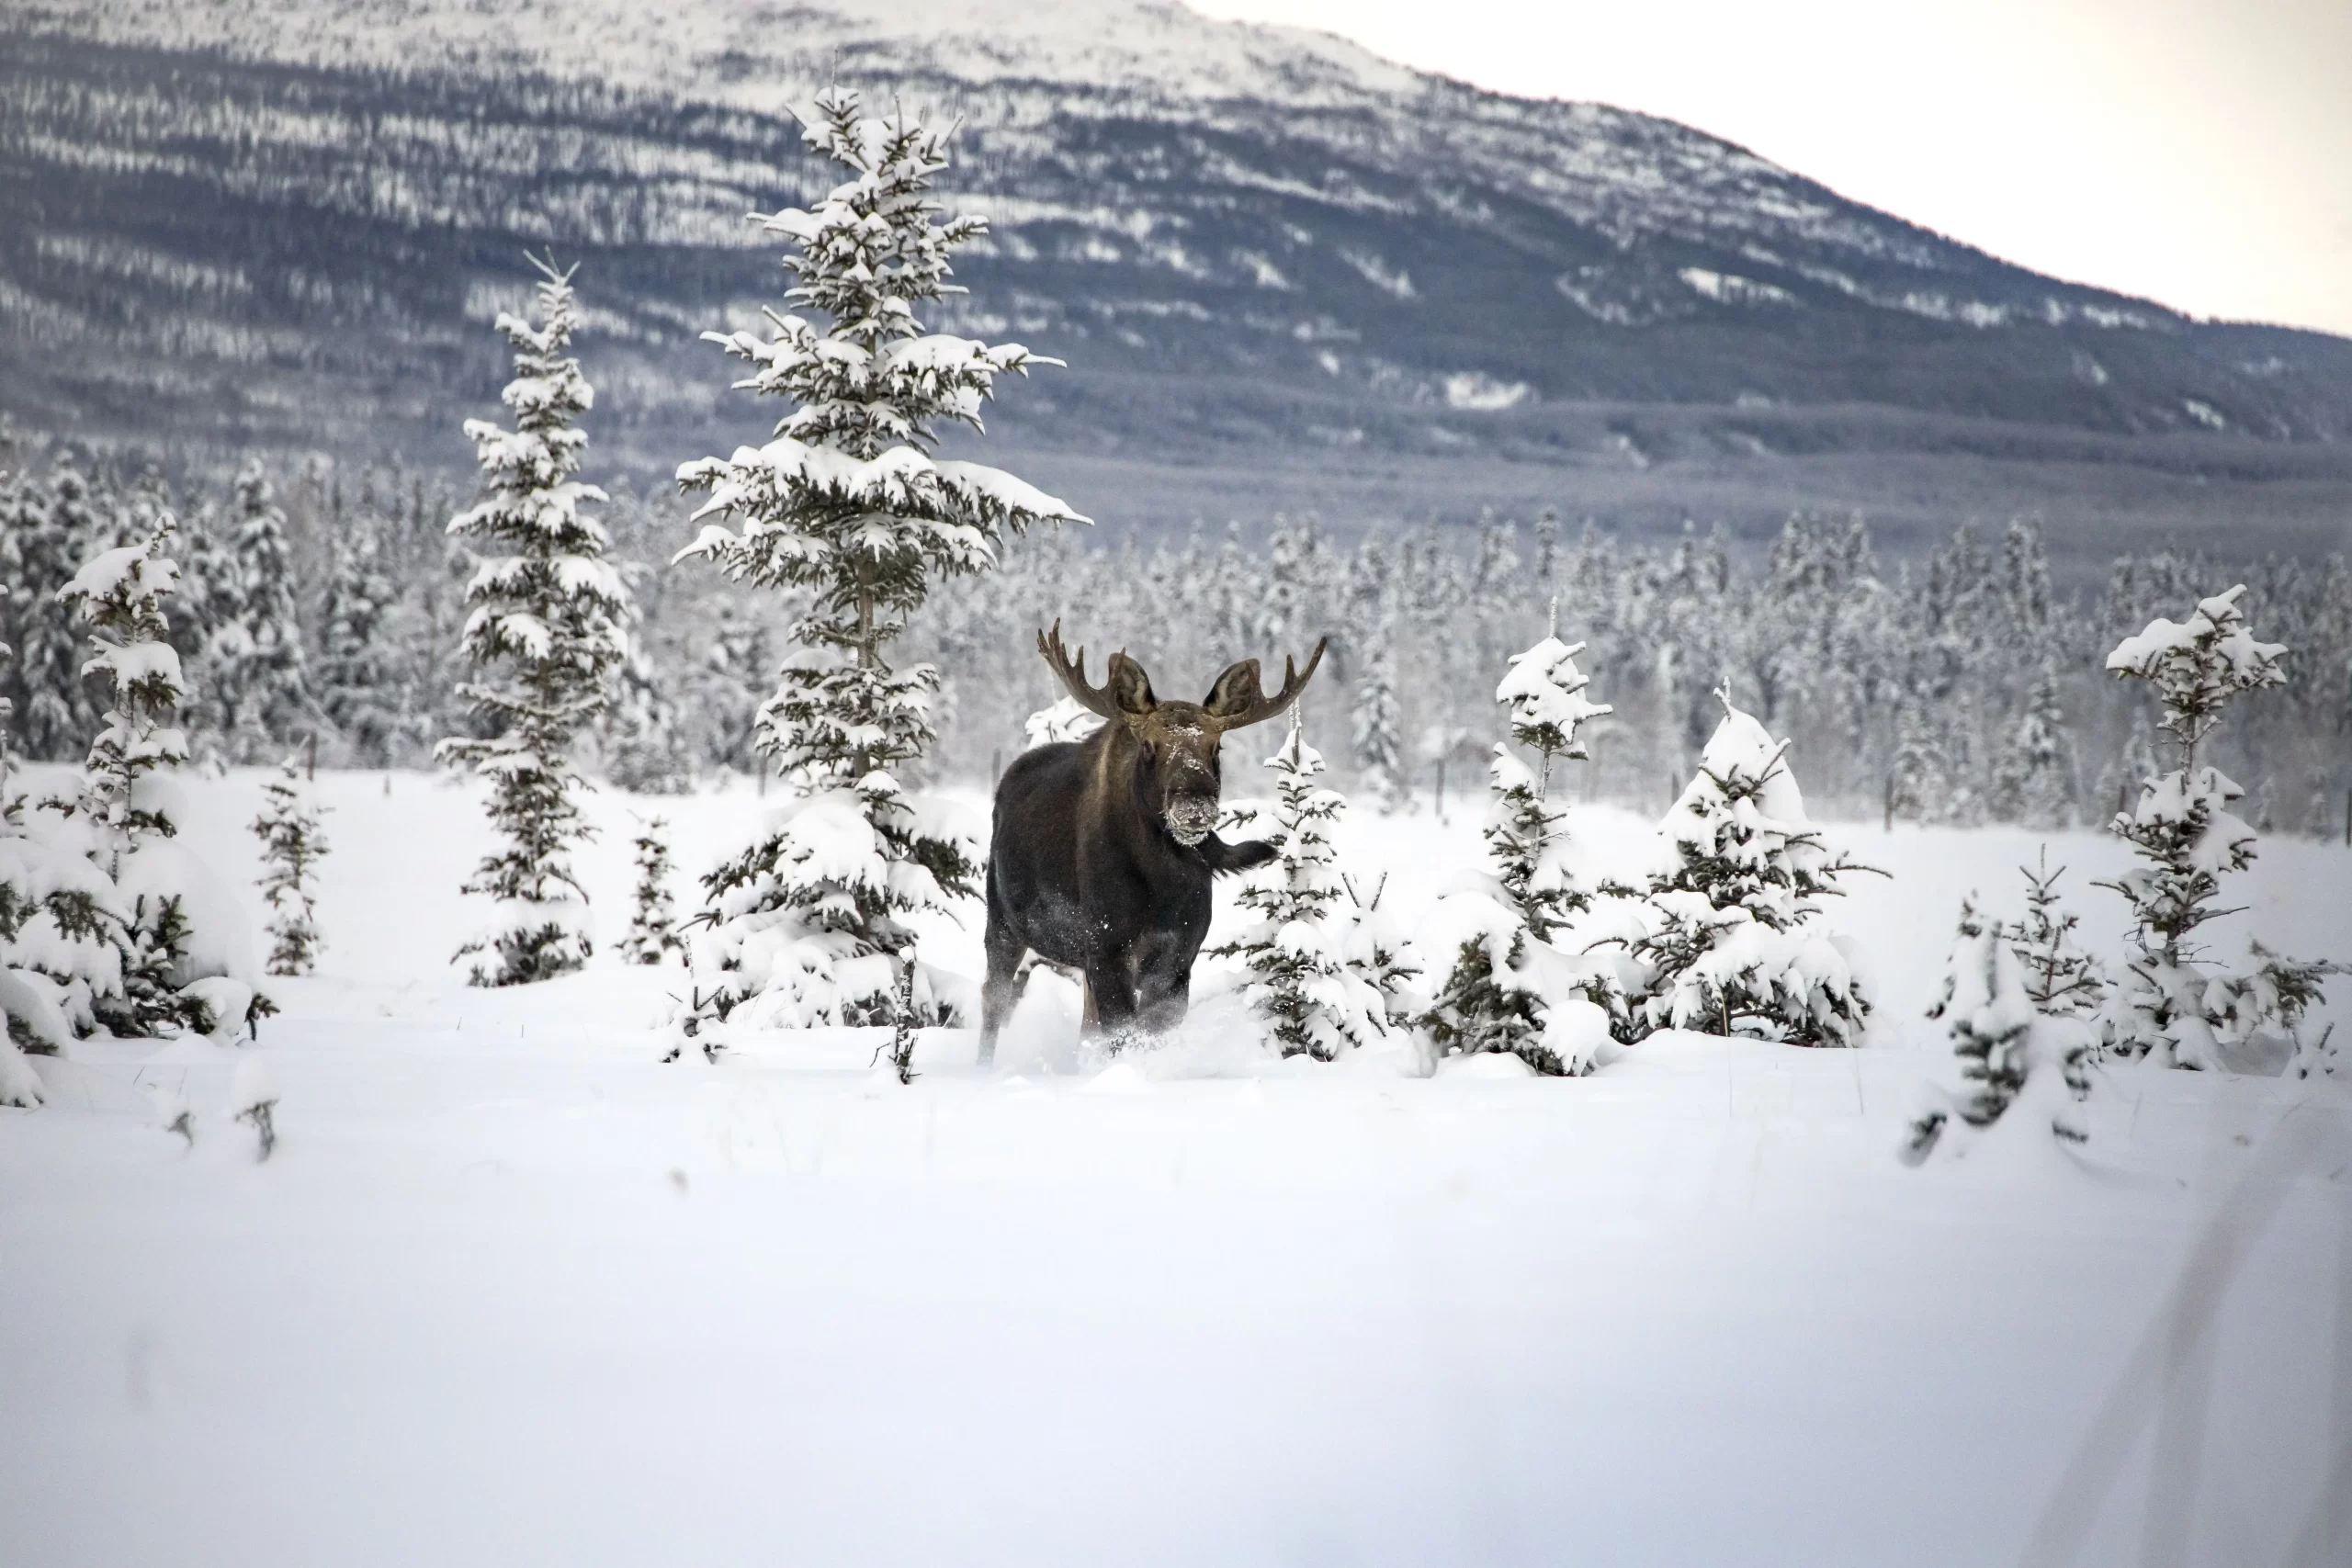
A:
978,919,1027,1067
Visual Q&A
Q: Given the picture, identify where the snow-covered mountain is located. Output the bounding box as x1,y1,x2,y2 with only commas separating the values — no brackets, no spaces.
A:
7,0,2352,556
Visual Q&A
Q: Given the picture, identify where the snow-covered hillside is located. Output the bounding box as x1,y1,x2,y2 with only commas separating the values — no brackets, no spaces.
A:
10,0,2352,545
4,765,2347,1565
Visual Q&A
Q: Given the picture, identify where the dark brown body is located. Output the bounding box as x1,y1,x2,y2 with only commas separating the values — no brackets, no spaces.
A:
976,626,1324,1063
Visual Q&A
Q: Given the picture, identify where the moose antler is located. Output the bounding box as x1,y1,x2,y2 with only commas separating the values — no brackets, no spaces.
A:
1207,637,1329,729
1037,620,1126,721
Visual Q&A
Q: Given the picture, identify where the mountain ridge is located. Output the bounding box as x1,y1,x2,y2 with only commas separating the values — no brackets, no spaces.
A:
6,0,2350,561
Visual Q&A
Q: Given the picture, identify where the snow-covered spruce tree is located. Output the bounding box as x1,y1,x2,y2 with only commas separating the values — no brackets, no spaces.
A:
603,653,695,795
1351,640,1408,813
1023,694,1104,750
0,640,127,1106
1210,711,1392,1061
1340,871,1428,1050
437,256,633,987
2011,849,2105,1024
2,463,98,761
55,511,269,1039
250,759,328,977
622,816,684,966
667,87,1081,1068
1991,663,2076,829
217,461,311,761
1628,689,1875,1046
2098,586,2339,1071
1884,696,1943,827
1423,626,1614,1075
1903,896,2091,1164
316,517,401,766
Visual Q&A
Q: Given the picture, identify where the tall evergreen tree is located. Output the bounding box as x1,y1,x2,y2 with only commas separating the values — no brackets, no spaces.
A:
1993,662,2076,829
1351,640,1408,813
218,461,311,761
3,463,96,761
56,507,268,1038
316,514,401,766
2100,586,2338,1070
667,87,1081,1066
439,256,632,987
1424,626,1613,1074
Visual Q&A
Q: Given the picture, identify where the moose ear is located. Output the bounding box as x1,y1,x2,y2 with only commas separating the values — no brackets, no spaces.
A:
1106,651,1158,716
1202,659,1264,720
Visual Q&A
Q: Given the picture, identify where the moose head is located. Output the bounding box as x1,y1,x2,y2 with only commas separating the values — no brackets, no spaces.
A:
1038,621,1327,847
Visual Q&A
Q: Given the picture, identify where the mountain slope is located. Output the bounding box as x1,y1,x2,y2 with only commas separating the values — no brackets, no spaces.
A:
6,0,2351,558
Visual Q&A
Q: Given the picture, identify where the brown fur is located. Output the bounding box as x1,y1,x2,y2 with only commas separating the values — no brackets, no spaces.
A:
977,625,1325,1061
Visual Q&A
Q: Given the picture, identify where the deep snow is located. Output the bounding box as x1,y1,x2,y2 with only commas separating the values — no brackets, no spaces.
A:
4,764,2349,1568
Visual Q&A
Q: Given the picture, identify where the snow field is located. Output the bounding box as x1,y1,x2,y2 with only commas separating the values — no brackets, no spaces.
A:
4,764,2350,1567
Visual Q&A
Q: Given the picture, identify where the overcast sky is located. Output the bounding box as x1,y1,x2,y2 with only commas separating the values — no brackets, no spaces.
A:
1191,0,2352,337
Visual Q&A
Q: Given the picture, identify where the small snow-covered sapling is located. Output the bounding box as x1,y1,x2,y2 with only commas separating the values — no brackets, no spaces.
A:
1905,896,2090,1164
2010,850,2105,1023
155,1084,195,1148
621,816,684,966
230,1056,278,1161
252,758,330,976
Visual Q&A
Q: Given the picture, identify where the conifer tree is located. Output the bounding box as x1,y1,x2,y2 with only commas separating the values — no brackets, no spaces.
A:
439,256,633,987
2010,850,2105,1023
603,654,695,795
3,463,96,761
1212,711,1391,1060
1342,871,1426,1046
1629,690,1875,1046
668,87,1081,1066
1487,622,1611,940
1992,663,2075,829
316,517,400,765
2099,586,2339,1070
1903,896,2090,1163
0,637,126,1106
1885,696,1942,826
688,604,778,774
219,461,311,760
251,759,329,976
1424,627,1612,1074
59,512,190,876
1022,694,1105,751
622,817,684,965
1351,641,1408,813
56,508,268,1038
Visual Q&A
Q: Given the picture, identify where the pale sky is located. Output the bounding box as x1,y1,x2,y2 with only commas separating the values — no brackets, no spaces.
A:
1191,0,2352,338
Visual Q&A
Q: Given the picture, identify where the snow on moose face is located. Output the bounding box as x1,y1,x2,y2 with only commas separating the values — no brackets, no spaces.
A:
1033,624,1329,850
1133,707,1225,847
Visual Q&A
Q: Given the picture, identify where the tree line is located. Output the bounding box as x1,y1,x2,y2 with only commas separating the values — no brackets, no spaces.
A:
11,418,2341,839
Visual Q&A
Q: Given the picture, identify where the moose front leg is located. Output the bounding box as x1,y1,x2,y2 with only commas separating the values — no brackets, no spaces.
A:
1080,950,1146,1050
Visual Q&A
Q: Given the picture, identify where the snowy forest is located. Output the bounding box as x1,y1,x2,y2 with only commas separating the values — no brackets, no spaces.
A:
7,27,2352,1567
6,439,2346,836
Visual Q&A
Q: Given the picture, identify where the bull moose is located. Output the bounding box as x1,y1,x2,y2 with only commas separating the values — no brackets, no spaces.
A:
978,622,1327,1062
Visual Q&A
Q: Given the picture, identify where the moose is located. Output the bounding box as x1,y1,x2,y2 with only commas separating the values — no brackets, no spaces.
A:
978,622,1327,1062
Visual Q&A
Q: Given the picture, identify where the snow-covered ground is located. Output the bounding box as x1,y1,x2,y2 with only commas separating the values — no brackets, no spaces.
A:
5,766,2349,1567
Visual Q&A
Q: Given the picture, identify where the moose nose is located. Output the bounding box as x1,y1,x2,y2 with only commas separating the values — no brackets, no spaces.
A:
1164,796,1216,846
